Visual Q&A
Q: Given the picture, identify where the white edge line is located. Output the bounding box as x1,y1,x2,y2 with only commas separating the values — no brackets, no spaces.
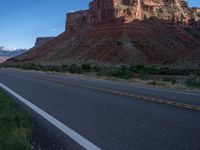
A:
0,83,101,150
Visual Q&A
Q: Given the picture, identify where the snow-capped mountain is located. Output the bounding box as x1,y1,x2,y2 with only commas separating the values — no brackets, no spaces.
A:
0,46,27,57
0,46,16,51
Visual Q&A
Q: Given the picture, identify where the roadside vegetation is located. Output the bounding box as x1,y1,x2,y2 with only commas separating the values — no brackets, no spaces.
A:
1,63,200,90
185,75,200,89
0,90,32,150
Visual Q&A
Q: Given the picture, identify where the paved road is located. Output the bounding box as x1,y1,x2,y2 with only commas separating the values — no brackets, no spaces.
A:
0,68,200,150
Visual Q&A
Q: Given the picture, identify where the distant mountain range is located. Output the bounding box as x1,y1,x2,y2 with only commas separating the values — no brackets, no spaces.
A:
0,46,27,57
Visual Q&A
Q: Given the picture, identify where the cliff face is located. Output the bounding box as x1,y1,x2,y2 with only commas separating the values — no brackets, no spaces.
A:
8,0,200,67
34,37,55,48
66,0,200,35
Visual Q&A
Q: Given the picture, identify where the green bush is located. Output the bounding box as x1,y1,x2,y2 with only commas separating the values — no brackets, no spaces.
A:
162,77,176,84
137,71,148,80
68,64,82,74
62,64,82,73
81,63,92,72
1,63,200,80
185,75,200,88
92,65,101,72
97,66,134,79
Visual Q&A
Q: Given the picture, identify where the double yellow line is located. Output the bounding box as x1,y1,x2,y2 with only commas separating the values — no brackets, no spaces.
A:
33,76,200,111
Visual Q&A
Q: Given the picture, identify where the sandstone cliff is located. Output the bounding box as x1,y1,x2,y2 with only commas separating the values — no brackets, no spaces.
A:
66,0,200,35
34,37,55,48
8,0,200,67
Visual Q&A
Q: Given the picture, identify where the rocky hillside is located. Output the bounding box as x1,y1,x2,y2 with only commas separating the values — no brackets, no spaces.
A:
33,37,55,48
0,56,9,63
8,0,200,67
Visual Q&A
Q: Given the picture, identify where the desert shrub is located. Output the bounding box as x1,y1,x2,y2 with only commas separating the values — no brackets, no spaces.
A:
23,64,42,70
147,80,166,86
97,66,134,79
81,63,92,72
162,77,176,84
1,63,200,80
47,66,63,72
62,64,70,72
68,64,82,74
62,64,82,73
6,63,41,71
185,75,200,88
147,80,157,86
136,70,148,80
92,65,101,72
135,65,145,71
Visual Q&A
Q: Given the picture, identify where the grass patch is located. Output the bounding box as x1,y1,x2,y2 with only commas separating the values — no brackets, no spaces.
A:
0,90,32,150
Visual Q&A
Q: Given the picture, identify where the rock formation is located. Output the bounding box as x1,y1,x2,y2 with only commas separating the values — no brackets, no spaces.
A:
66,0,200,35
34,37,55,48
7,0,200,68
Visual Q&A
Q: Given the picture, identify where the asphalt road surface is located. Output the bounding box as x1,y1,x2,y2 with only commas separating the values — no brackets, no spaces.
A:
0,68,200,150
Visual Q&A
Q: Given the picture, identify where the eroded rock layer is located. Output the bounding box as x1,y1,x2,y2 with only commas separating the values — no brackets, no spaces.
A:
8,0,200,67
34,37,55,48
66,0,200,35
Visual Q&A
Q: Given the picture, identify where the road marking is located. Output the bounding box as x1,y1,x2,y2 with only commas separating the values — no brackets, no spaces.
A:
0,83,102,150
31,76,200,111
108,82,200,96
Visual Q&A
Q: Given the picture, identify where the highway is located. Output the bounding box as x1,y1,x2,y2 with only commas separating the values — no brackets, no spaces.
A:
0,68,200,150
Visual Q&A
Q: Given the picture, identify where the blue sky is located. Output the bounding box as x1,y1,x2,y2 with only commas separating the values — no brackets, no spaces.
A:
0,0,199,49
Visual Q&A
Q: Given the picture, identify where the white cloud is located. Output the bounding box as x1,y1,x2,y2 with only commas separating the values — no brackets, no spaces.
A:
51,28,56,32
69,10,75,13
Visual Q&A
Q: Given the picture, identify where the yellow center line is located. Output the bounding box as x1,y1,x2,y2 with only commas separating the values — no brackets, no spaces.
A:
32,76,200,111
